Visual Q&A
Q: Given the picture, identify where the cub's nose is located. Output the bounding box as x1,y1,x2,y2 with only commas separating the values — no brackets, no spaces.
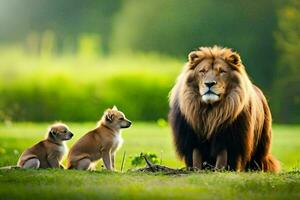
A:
205,81,217,88
69,133,74,137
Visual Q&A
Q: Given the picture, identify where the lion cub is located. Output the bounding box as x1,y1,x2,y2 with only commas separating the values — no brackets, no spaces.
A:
17,123,73,169
67,106,131,170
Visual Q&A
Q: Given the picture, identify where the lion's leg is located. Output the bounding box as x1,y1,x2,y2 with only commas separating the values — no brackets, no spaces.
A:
233,155,242,171
192,149,202,169
231,154,249,172
215,149,227,170
184,153,193,167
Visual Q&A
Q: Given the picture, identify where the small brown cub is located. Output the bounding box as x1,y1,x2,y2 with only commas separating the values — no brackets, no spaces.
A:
67,106,131,170
17,123,73,169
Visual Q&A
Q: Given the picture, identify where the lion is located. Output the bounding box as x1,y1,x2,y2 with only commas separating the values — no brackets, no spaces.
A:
168,46,280,172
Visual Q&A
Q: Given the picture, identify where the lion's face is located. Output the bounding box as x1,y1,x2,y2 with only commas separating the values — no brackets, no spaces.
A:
195,58,231,104
171,46,250,137
186,47,243,105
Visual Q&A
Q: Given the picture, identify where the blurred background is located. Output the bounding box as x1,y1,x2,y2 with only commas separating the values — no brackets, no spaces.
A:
0,0,299,124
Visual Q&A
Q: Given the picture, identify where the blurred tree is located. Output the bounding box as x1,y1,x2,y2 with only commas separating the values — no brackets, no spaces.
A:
0,0,121,54
273,0,300,123
0,0,298,123
111,0,277,91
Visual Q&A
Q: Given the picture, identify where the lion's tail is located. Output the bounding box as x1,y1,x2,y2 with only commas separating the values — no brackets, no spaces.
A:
262,155,280,173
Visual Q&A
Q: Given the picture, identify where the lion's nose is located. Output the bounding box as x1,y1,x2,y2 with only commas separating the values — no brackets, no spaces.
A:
205,81,217,88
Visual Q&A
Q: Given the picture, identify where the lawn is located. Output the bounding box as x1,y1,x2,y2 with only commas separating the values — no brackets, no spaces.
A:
0,122,300,200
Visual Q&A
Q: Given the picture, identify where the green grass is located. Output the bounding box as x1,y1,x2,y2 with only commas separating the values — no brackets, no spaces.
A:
0,122,300,200
1,170,299,200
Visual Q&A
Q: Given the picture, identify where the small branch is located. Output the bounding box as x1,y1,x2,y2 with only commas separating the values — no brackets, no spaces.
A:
0,165,20,170
142,154,155,172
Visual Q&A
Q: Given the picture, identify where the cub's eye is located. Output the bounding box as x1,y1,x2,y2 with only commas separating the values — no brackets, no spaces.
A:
63,130,68,133
119,117,124,120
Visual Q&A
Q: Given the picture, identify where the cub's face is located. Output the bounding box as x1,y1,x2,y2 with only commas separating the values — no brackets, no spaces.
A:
49,124,74,141
105,106,132,129
193,58,233,104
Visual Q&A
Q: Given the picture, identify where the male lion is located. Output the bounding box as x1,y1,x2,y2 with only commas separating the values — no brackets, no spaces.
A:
169,46,280,172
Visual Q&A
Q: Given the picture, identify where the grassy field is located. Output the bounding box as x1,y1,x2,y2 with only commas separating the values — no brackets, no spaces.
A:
0,122,300,199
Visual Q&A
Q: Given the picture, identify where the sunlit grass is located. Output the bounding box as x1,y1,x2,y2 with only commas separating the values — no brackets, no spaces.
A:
0,123,299,170
0,122,299,200
0,167,299,200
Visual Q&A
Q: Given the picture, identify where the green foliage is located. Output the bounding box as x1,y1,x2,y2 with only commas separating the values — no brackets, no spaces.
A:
157,118,168,128
0,0,122,54
78,33,102,59
273,0,300,123
111,0,277,90
0,72,173,121
0,52,180,122
0,0,299,123
131,152,160,167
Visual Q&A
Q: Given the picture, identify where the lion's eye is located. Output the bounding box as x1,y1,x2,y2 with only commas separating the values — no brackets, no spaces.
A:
119,117,124,120
220,69,227,74
199,69,206,74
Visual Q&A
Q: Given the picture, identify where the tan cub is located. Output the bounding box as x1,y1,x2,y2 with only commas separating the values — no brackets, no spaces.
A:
17,123,73,169
67,106,131,170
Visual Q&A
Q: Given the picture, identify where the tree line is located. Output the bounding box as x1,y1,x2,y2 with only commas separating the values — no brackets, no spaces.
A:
0,0,298,123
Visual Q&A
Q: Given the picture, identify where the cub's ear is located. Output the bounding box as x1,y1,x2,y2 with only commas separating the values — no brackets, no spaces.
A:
188,50,204,69
112,105,118,111
49,129,57,138
226,51,242,67
105,112,114,122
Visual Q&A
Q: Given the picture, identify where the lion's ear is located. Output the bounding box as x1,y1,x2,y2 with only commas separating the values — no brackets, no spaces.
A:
188,51,204,69
226,52,242,67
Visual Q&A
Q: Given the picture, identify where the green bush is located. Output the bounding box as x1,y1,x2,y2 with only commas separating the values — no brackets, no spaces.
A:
0,73,175,122
0,53,180,122
131,152,160,167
